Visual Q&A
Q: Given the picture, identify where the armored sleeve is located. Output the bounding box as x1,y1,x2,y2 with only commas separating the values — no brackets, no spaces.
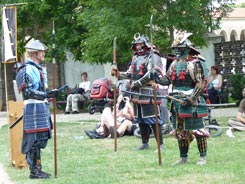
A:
16,66,47,100
189,60,206,99
157,61,175,86
22,74,47,100
118,70,131,80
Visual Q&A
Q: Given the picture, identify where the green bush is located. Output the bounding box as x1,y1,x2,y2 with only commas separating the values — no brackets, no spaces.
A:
230,73,245,104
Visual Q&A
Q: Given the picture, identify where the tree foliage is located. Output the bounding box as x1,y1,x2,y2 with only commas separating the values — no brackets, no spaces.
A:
230,73,245,104
1,0,232,65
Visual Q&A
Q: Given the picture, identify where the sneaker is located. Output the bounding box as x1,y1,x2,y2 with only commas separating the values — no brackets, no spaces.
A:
196,157,207,166
64,111,70,114
84,130,105,139
135,143,149,150
84,130,94,139
72,111,79,114
172,157,188,166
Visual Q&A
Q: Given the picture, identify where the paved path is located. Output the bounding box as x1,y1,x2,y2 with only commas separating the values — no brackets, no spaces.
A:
0,107,237,127
0,163,13,184
0,107,238,183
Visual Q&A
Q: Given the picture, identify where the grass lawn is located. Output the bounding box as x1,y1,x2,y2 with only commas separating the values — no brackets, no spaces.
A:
0,117,245,184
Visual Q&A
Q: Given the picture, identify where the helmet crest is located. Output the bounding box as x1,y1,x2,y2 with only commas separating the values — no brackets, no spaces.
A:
131,33,151,55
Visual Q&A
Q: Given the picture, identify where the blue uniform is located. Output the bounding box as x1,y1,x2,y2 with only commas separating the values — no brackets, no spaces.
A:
16,59,52,174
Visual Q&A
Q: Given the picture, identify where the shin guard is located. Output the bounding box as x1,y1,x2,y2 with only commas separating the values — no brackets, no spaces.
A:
139,123,151,144
196,136,207,157
178,139,189,158
152,124,163,145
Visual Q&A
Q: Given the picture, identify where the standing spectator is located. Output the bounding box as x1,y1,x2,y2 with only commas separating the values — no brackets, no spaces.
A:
65,72,91,114
156,32,209,165
228,87,245,131
208,65,223,104
15,40,58,179
111,33,164,151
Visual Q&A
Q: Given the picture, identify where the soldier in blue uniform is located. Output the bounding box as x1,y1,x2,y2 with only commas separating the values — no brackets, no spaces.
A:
156,33,209,165
111,33,164,151
16,40,59,179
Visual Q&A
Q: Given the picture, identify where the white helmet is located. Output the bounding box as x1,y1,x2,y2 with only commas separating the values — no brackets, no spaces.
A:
25,40,48,52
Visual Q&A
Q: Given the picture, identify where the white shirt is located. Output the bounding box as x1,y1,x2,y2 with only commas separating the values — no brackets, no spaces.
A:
79,81,91,92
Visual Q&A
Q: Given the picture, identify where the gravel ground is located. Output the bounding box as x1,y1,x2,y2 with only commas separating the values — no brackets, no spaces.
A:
0,107,238,183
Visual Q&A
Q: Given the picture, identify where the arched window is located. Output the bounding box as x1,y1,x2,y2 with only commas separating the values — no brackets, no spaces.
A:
220,30,227,42
230,30,238,42
240,30,245,41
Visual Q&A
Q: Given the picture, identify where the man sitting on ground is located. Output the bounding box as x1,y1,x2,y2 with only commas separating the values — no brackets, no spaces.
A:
228,87,245,131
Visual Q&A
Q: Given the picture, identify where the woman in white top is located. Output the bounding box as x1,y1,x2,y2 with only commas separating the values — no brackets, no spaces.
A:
85,95,135,139
207,65,223,104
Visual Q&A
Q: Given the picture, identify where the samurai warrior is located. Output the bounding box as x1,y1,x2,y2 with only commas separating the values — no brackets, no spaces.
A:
111,33,164,151
16,40,59,179
157,33,209,165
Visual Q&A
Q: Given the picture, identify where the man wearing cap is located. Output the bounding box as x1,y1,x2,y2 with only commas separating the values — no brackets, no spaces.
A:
16,39,58,179
156,33,209,166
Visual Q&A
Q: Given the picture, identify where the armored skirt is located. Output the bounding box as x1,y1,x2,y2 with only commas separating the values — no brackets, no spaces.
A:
22,100,52,154
171,96,208,130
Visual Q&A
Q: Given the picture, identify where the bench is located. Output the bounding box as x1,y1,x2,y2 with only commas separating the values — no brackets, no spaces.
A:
56,97,92,112
55,88,90,113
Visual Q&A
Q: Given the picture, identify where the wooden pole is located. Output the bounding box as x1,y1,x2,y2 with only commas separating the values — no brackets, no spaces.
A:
4,63,11,161
153,88,162,166
113,37,117,152
52,21,58,177
150,15,161,165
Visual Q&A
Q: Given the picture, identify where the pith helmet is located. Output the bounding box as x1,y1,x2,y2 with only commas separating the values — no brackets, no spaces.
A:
25,40,48,52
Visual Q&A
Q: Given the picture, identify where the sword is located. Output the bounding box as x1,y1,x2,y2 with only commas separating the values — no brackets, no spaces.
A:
121,89,184,104
121,90,236,107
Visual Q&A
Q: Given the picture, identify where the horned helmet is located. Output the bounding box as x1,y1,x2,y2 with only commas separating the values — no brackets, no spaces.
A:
131,33,151,55
172,32,200,59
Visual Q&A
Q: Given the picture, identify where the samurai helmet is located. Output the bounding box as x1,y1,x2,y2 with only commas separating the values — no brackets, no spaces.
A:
25,40,48,52
131,33,151,55
172,32,200,58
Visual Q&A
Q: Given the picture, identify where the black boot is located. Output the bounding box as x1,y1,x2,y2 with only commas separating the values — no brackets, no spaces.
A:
28,148,50,179
30,169,50,179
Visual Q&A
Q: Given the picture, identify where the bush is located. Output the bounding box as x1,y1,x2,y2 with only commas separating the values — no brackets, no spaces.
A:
230,73,245,104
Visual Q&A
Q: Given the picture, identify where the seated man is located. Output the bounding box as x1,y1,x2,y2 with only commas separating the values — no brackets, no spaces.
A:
65,72,91,114
85,95,136,139
228,87,245,131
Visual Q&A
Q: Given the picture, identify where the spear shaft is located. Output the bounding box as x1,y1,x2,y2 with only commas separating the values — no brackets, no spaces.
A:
150,15,162,166
113,37,117,152
52,21,58,177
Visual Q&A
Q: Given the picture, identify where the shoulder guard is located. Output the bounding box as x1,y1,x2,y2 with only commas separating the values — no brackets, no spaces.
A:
15,65,27,93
